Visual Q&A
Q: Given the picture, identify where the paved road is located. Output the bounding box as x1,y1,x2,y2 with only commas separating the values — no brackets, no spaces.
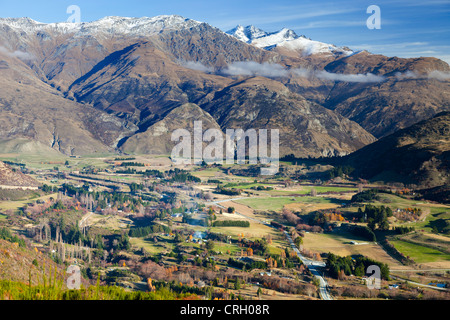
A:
390,275,449,291
79,211,94,229
284,231,333,300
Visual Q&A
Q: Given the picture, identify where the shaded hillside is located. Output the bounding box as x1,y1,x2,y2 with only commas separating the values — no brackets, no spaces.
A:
342,112,450,188
418,185,450,204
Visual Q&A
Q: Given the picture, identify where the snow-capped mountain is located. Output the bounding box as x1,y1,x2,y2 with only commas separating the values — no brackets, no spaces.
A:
0,15,202,37
0,14,448,160
227,25,353,56
226,25,269,43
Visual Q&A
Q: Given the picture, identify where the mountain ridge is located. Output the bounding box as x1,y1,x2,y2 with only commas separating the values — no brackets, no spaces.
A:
0,15,449,158
341,111,450,188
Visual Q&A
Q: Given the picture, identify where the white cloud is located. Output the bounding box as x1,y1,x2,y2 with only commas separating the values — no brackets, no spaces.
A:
292,66,385,83
395,70,419,80
0,46,34,61
392,70,450,81
221,61,290,78
180,61,215,73
314,70,385,83
427,70,450,81
179,61,215,73
183,60,449,83
222,62,386,83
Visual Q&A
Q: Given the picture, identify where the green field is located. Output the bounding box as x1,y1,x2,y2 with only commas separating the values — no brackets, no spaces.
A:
415,211,450,234
0,193,58,213
212,241,241,254
359,193,450,234
130,236,175,255
223,183,357,194
389,240,450,263
224,183,275,190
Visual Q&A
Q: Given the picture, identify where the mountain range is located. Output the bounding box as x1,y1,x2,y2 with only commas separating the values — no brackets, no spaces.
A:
0,15,449,158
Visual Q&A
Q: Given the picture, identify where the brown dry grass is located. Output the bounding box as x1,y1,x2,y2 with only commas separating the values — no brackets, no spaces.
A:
284,202,340,214
302,232,408,269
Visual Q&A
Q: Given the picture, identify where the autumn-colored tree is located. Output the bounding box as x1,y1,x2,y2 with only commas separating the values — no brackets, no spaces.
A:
147,277,154,291
266,257,277,268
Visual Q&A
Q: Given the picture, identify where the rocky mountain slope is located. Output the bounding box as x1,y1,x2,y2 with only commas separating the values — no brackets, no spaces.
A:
227,25,450,138
198,77,375,157
0,15,449,157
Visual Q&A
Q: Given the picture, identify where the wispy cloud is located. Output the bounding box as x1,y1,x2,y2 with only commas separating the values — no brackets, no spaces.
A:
179,61,214,73
0,46,34,60
180,60,450,83
314,70,385,83
290,20,365,30
221,61,289,78
221,61,385,83
394,70,450,81
428,70,450,80
213,3,360,30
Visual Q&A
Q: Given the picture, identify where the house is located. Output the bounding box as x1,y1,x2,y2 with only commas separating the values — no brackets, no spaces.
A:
389,284,399,289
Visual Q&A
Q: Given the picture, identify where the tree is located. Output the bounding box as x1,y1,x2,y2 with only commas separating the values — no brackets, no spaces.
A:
234,278,241,290
294,236,303,247
367,218,376,231
257,287,262,299
174,233,183,243
205,240,215,251
379,219,390,231
354,264,365,277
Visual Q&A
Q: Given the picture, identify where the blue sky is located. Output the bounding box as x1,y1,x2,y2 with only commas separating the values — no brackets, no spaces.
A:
1,0,449,63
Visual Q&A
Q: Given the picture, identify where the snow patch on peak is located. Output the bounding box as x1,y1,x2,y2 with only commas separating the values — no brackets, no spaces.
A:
227,24,353,56
0,15,202,37
226,25,268,43
277,37,353,56
251,28,302,48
